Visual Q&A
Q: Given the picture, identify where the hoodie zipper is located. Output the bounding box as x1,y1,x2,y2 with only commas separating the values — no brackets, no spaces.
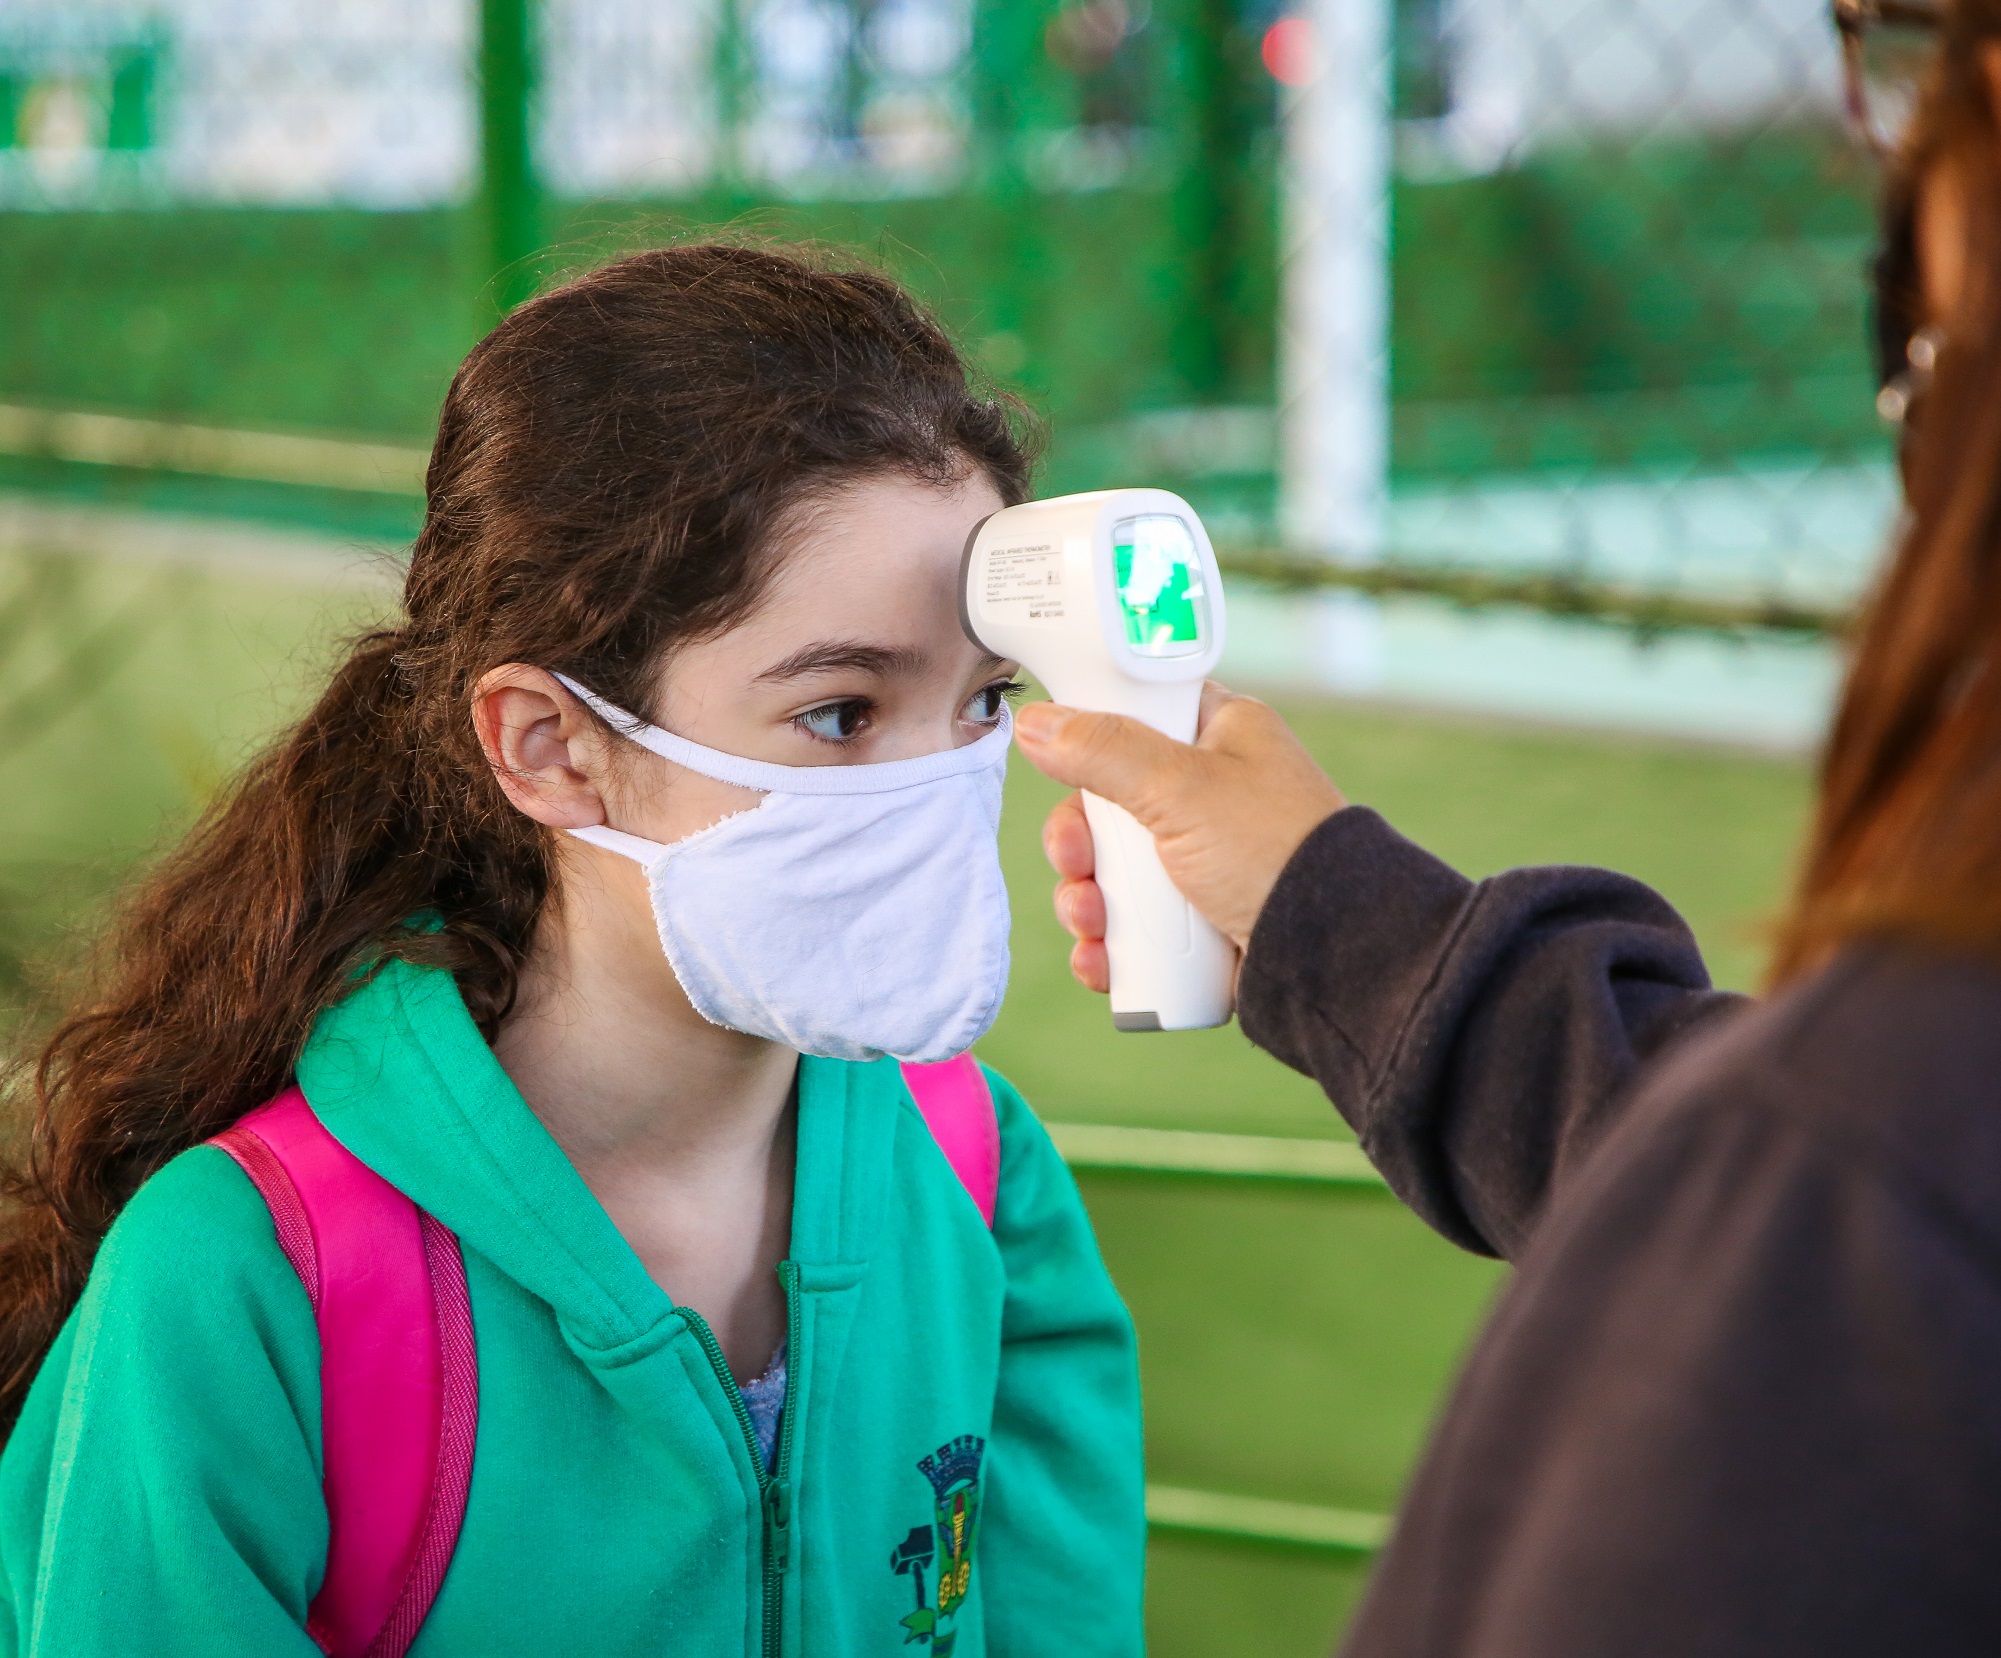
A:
763,1265,802,1658
681,1261,801,1658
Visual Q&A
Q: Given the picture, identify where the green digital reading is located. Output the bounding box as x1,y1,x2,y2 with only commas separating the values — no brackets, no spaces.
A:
1112,515,1207,656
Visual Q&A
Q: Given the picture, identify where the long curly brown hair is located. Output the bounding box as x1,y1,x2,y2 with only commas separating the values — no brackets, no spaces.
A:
0,244,1031,1437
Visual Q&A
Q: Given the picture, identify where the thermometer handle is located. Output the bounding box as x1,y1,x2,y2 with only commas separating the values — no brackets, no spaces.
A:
1080,791,1236,1030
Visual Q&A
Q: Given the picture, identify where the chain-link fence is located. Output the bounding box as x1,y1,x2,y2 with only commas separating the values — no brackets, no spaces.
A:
1375,0,1888,629
0,0,1893,632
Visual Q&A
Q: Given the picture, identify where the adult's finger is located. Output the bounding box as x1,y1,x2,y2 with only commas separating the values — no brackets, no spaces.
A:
1196,678,1236,730
1069,937,1110,994
1041,791,1096,882
1018,683,1348,948
1054,876,1106,944
1012,703,1195,826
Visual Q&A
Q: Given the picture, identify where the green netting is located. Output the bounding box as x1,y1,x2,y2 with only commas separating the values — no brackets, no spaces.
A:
0,0,1892,616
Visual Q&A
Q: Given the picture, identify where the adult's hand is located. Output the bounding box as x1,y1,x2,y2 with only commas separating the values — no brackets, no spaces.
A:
1012,684,1347,993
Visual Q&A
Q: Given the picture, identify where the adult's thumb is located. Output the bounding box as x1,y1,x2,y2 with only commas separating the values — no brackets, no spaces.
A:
1012,703,1191,819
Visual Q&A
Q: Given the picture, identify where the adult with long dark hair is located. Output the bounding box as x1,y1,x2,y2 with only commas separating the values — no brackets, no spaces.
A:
1015,2,2001,1651
0,247,1144,1655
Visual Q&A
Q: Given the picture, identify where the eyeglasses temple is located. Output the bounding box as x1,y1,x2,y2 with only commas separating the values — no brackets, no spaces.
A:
1832,0,1946,39
1834,0,1947,155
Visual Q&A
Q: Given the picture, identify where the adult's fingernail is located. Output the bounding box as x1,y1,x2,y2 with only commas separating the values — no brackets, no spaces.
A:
1015,703,1073,745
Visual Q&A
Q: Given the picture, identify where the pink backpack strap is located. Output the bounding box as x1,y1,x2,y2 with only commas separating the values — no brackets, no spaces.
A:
899,1055,1000,1228
211,1087,477,1658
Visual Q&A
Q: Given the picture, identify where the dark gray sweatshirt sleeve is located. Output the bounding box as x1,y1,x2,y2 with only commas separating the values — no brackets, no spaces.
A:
1231,812,2001,1654
1236,807,1742,1258
1338,950,2001,1657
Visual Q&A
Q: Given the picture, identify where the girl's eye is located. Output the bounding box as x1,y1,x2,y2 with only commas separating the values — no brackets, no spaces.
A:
963,680,1026,726
796,699,870,743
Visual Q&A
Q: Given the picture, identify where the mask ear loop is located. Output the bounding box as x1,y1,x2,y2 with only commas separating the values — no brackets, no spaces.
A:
549,672,1012,798
566,823,666,865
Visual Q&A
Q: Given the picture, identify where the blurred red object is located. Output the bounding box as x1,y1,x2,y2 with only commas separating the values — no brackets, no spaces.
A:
1261,16,1314,87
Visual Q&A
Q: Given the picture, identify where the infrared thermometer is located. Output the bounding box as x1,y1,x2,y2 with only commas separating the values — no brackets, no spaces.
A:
962,489,1234,1031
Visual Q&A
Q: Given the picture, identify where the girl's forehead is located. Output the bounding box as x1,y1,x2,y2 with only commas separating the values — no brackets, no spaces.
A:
752,475,1001,621
672,473,1005,685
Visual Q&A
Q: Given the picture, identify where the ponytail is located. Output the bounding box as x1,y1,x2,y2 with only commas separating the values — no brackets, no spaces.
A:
0,632,543,1431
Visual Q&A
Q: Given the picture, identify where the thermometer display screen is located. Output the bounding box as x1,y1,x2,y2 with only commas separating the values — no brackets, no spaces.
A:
1112,515,1208,658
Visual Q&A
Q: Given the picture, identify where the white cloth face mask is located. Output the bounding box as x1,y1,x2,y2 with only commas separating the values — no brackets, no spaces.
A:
554,674,1012,1065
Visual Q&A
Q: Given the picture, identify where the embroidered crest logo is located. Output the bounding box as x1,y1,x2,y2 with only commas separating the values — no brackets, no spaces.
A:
889,1434,986,1652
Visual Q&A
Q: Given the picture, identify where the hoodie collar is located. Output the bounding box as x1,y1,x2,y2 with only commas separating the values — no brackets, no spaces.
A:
295,957,895,1361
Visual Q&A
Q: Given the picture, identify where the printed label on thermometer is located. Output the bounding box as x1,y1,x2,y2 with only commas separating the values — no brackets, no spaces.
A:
982,544,1065,620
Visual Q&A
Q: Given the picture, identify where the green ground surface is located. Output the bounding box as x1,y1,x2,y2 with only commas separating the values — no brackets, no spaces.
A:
0,525,1813,1656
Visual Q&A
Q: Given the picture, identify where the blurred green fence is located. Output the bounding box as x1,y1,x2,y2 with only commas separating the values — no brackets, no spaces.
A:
0,0,1890,626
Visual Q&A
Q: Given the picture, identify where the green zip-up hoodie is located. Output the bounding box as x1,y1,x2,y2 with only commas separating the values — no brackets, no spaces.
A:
0,958,1144,1656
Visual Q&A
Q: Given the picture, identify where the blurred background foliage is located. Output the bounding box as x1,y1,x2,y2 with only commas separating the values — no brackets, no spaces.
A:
0,139,1880,496
0,0,1886,556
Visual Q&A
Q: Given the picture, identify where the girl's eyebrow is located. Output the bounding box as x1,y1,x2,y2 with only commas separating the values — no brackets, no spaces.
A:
754,641,929,683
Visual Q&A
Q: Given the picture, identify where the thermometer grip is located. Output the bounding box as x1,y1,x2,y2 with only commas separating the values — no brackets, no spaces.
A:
1080,791,1236,1030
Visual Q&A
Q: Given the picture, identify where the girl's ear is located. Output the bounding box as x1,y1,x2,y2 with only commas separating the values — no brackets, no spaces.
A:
471,666,616,830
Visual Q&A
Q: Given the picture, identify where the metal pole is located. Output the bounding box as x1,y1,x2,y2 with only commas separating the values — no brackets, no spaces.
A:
477,0,541,327
1277,0,1392,561
1169,0,1255,403
968,0,1047,389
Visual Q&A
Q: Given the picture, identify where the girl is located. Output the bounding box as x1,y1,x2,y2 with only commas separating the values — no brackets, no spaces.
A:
0,247,1144,1656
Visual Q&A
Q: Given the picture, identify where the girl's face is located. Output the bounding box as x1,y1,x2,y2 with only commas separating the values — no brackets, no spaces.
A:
585,470,1017,847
